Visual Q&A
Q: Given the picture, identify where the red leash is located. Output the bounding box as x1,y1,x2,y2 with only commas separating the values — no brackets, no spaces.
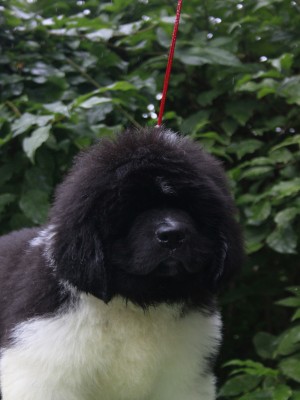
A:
157,0,183,127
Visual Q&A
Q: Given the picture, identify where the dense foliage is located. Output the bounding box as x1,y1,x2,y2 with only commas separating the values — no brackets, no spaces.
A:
1,0,300,395
220,287,300,399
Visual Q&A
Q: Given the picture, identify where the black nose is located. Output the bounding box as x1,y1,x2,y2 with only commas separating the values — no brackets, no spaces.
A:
156,223,186,250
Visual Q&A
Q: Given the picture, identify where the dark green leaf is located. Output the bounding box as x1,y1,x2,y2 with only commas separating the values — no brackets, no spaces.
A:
267,225,297,254
181,111,210,133
12,113,53,137
219,374,261,396
277,327,300,356
22,126,51,162
19,190,49,224
227,140,263,160
274,208,300,226
276,298,300,308
0,194,16,215
292,310,300,321
253,332,278,359
272,385,292,400
247,202,271,225
278,77,300,105
279,357,300,383
270,179,300,199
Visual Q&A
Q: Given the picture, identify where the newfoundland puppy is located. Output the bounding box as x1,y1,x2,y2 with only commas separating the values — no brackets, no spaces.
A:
0,127,243,400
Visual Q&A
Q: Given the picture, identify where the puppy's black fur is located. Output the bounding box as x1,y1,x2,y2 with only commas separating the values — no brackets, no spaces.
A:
50,128,242,306
0,127,243,343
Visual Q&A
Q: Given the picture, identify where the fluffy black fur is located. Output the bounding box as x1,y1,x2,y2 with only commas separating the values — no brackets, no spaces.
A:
0,127,243,344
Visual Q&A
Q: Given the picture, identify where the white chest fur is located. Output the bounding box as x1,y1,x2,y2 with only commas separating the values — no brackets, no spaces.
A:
0,295,221,400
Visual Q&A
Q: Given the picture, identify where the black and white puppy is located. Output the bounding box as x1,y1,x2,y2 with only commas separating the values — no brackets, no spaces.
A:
0,127,243,400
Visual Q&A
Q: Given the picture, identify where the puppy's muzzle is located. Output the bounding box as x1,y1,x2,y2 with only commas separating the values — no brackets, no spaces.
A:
154,219,191,277
155,221,186,250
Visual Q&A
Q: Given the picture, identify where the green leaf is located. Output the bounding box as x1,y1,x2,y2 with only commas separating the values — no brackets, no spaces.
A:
241,166,273,180
278,76,300,105
270,178,300,199
271,53,294,71
235,81,260,92
272,385,292,400
275,208,300,226
25,167,52,194
292,391,300,400
240,157,273,168
221,119,238,136
223,359,278,377
240,390,273,400
269,148,293,164
0,132,12,147
270,135,300,152
71,89,107,108
156,27,171,48
247,202,271,225
237,79,278,98
197,89,222,106
196,131,229,145
86,29,114,41
253,385,293,400
219,374,261,396
181,111,210,134
227,140,263,160
225,101,257,125
260,70,284,83
0,194,16,215
267,225,297,254
0,164,13,186
276,297,300,307
117,21,143,35
277,327,300,355
253,332,278,359
176,47,241,67
78,97,112,109
19,190,49,224
257,86,277,99
286,287,300,296
74,136,92,149
43,101,70,116
101,81,136,92
198,47,242,67
27,61,64,78
245,226,270,254
279,357,300,383
175,53,207,66
239,386,292,400
22,126,51,162
86,103,113,124
12,113,53,137
254,0,285,11
292,310,300,321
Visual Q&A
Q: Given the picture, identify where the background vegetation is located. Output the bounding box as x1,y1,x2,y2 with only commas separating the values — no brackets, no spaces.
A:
0,0,300,397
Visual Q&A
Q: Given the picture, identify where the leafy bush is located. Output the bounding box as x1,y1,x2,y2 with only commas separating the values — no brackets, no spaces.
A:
220,287,300,399
0,0,300,387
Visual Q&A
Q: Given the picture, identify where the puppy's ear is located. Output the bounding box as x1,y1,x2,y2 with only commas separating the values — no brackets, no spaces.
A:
51,220,111,302
212,221,244,288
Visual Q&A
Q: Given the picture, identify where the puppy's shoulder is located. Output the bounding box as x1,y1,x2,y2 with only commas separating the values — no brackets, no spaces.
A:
0,227,69,346
0,227,39,256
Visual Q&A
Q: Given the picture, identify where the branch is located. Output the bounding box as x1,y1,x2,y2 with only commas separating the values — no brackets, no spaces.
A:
5,101,21,117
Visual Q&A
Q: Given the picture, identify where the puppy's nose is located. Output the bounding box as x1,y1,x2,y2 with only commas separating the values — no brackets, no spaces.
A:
156,223,186,250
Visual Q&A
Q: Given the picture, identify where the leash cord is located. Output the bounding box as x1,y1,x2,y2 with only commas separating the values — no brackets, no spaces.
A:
157,0,183,127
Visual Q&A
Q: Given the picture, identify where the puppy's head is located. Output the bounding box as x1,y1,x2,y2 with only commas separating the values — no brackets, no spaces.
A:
49,127,243,307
